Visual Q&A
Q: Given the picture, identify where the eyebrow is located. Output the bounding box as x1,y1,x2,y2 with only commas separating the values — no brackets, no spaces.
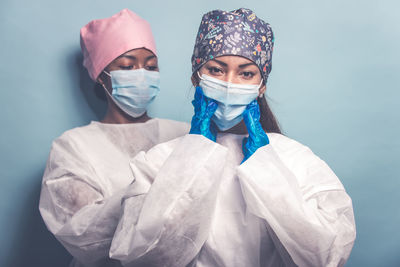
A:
211,59,228,67
210,59,256,68
238,62,257,68
118,55,136,60
145,55,157,61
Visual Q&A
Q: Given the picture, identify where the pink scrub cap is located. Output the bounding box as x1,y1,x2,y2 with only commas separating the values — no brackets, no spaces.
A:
80,8,157,81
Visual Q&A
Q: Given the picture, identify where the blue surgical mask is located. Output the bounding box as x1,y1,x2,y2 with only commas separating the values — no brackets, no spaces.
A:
198,73,261,131
103,69,160,118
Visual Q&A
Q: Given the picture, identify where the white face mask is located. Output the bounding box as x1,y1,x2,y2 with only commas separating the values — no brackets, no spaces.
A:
102,69,160,118
198,73,261,131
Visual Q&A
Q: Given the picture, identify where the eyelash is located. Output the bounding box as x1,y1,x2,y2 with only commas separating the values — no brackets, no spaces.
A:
241,71,255,78
205,66,257,81
119,65,158,71
207,66,223,74
146,65,158,71
120,65,133,70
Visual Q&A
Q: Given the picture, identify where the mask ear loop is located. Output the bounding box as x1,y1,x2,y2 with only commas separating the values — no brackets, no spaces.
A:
197,71,204,81
100,70,114,99
258,78,265,98
99,71,129,114
103,70,111,77
99,70,111,92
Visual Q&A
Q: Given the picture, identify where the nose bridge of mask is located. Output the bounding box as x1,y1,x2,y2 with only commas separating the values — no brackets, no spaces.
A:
110,69,160,90
199,73,260,105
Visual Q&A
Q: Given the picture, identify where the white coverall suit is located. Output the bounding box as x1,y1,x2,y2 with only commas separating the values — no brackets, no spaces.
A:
39,119,189,267
108,133,356,267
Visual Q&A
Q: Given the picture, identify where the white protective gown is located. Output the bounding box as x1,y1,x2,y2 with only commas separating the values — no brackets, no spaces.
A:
109,133,356,267
39,118,189,267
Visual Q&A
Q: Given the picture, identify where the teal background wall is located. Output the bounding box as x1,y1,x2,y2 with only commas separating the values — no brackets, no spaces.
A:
0,0,399,266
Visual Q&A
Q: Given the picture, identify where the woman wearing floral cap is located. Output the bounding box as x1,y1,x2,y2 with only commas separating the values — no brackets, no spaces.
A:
108,8,356,267
39,9,189,267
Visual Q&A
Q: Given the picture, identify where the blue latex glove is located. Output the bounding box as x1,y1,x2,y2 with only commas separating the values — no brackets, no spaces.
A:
242,99,270,163
189,86,218,141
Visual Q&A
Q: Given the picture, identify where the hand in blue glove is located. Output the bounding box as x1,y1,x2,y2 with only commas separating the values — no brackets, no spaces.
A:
242,99,270,163
189,86,218,142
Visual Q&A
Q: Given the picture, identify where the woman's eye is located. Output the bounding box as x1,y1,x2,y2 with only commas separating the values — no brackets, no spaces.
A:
120,65,133,70
241,71,255,78
207,67,223,74
146,65,159,71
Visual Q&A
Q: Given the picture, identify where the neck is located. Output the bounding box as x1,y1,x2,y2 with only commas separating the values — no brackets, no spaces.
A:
218,120,248,135
101,97,151,124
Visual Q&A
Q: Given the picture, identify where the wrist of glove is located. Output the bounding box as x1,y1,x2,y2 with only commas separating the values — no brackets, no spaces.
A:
241,99,269,163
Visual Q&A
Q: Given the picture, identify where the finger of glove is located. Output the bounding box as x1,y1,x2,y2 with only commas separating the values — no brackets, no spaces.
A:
210,122,218,138
250,100,261,120
189,115,201,134
245,100,264,136
242,137,258,163
194,86,205,100
199,120,216,142
193,89,210,115
194,86,217,117
205,99,218,118
196,86,217,108
189,119,215,141
244,110,270,149
242,137,249,154
244,100,260,121
192,87,204,110
205,131,216,142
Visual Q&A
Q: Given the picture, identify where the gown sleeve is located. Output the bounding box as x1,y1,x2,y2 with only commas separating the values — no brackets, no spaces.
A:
236,136,356,267
39,136,130,267
110,134,228,267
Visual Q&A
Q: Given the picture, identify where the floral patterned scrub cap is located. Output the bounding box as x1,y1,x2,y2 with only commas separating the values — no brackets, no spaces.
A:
191,8,274,83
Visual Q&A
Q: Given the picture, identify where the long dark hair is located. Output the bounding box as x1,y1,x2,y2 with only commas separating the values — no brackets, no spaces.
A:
258,96,281,134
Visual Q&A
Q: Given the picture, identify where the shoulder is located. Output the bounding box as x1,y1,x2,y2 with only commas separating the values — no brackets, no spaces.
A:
48,123,105,162
52,123,100,148
44,123,102,180
267,133,344,191
267,132,321,165
268,133,312,155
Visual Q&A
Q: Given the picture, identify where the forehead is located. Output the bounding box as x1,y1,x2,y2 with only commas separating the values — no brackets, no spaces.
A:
117,48,156,59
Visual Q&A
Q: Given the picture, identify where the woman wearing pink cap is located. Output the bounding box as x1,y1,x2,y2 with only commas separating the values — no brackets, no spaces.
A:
39,9,188,267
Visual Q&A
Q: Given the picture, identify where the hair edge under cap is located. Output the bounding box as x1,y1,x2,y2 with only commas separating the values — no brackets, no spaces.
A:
80,8,157,81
